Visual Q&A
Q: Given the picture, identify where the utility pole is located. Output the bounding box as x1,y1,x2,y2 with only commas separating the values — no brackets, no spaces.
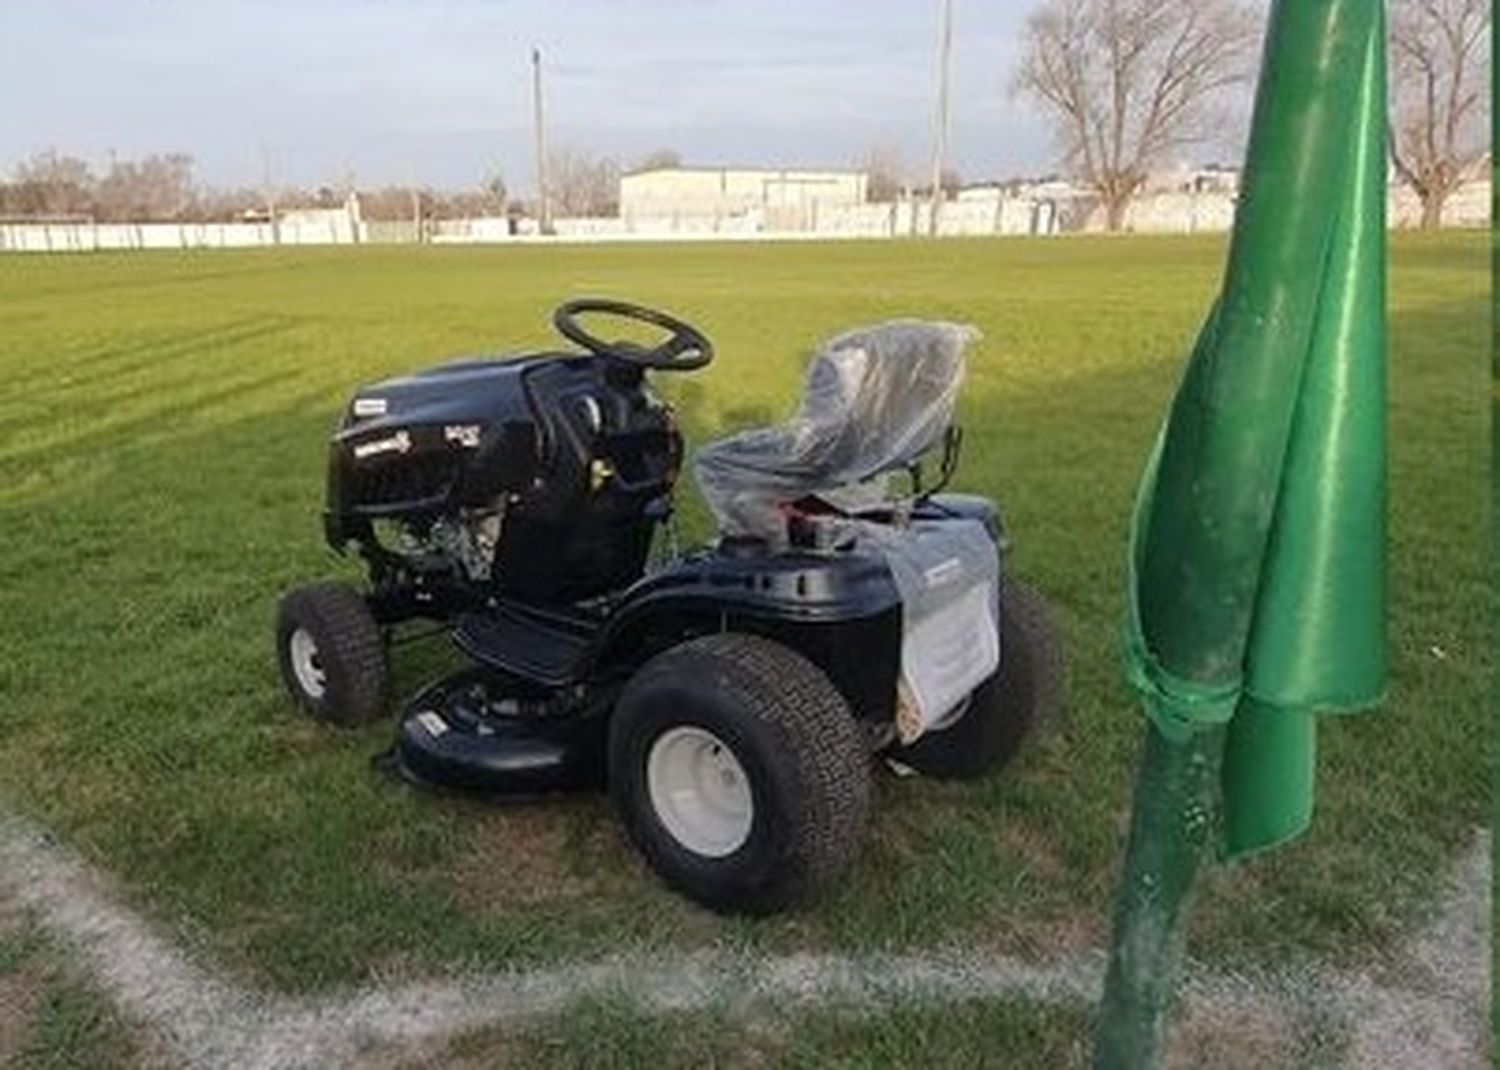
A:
341,164,361,245
532,47,553,235
259,143,280,246
927,0,954,238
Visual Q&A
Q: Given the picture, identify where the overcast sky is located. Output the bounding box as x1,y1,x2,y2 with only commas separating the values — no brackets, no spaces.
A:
0,1,1243,193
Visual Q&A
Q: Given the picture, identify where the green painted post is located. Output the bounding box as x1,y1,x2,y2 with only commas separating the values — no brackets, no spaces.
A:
1490,6,1499,1047
1091,726,1223,1068
1092,2,1388,1065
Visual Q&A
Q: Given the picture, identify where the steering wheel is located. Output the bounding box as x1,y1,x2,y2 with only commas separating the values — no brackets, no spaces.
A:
553,298,714,371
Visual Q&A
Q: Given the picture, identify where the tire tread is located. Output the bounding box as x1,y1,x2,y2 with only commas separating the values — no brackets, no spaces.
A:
276,582,386,725
613,632,870,911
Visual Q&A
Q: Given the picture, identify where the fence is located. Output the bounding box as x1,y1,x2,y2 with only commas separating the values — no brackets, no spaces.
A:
0,216,358,253
1,181,1488,253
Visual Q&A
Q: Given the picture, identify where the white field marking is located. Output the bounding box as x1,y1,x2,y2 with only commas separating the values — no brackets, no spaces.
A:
0,809,1488,1069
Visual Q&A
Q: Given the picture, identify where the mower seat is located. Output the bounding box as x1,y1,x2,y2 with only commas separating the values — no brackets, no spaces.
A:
694,320,978,541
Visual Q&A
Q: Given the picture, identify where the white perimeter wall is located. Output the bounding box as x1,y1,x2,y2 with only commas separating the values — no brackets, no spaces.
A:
619,168,867,227
2,181,1487,252
0,217,359,253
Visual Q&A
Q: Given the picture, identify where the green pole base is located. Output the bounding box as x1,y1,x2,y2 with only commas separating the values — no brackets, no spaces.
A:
1092,724,1225,1070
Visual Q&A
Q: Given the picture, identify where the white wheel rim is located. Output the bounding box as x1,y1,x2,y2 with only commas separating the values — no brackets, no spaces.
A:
646,726,754,857
288,627,327,699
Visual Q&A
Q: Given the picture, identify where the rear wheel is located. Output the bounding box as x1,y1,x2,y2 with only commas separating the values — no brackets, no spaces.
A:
609,633,871,914
887,575,1063,779
275,582,387,726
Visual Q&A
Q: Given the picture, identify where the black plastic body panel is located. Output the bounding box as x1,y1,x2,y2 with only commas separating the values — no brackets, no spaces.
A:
369,494,1003,727
578,494,1003,723
325,356,540,525
324,350,681,604
390,668,606,796
589,542,906,724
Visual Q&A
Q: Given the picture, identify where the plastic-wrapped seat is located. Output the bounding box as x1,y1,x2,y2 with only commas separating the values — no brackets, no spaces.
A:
694,320,979,542
694,321,997,740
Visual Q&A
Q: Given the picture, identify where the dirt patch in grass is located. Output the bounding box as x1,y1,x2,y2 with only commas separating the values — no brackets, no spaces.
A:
395,1031,527,1070
0,902,25,937
450,807,613,912
1019,914,1104,957
0,969,44,1067
999,821,1070,884
0,906,39,1064
0,904,153,1070
1164,1002,1299,1070
997,823,1106,953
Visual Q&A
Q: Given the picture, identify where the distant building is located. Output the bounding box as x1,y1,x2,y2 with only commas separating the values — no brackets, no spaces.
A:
619,166,868,229
955,180,1093,236
1143,164,1241,194
961,178,1093,203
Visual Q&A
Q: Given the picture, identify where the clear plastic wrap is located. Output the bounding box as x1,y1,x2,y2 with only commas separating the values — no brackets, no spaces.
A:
692,320,996,737
693,320,980,541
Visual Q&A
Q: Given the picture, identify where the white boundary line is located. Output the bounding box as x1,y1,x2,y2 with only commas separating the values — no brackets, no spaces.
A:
0,810,1488,1069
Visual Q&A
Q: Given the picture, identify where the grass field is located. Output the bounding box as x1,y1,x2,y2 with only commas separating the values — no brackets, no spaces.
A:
0,908,141,1069
0,233,1488,1061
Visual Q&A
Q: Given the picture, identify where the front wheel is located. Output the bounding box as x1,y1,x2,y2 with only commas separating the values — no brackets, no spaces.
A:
609,633,871,914
275,582,388,726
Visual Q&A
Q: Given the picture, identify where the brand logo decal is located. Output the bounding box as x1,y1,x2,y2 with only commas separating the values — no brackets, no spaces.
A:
353,430,411,459
923,558,964,588
444,424,482,448
415,710,448,737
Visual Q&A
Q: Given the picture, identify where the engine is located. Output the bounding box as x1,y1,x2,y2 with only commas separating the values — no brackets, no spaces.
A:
324,351,681,604
406,510,505,583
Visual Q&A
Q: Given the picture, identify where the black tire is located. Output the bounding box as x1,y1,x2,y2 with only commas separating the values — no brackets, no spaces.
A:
275,582,388,726
887,575,1064,779
608,633,871,914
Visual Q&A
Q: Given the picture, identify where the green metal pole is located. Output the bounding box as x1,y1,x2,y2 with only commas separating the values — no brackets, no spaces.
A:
1092,2,1383,1065
1490,7,1499,1046
1092,725,1223,1069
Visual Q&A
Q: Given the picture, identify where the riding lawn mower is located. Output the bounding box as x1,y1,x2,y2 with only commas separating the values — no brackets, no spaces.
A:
275,299,1062,914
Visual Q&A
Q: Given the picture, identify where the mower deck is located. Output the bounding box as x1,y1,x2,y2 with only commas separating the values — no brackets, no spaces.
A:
390,667,606,796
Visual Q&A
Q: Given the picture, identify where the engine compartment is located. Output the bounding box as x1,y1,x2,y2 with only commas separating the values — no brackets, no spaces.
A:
324,352,681,604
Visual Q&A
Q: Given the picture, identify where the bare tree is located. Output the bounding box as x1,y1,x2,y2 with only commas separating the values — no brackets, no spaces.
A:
860,144,908,202
636,148,682,171
352,186,420,222
432,175,508,220
0,150,524,225
196,185,266,222
914,168,964,201
1390,0,1490,229
9,150,95,217
547,147,621,216
485,172,507,209
95,153,197,221
1013,0,1259,231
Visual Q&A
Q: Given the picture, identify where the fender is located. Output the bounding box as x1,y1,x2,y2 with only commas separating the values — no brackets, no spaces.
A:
592,543,904,723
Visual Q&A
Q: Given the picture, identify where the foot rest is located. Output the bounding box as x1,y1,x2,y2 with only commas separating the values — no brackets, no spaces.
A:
453,603,598,687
